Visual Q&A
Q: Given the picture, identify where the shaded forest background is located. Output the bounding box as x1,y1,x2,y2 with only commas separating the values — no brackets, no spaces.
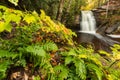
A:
0,0,109,27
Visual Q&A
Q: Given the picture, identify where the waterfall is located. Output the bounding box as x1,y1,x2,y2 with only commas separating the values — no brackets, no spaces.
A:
80,11,96,33
79,10,120,46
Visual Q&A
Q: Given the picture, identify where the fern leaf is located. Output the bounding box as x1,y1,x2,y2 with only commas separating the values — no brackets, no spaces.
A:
68,49,76,56
3,14,21,24
26,45,46,57
87,63,103,80
0,60,12,79
8,0,18,6
65,56,73,65
34,75,41,80
23,14,36,24
90,56,102,67
74,59,86,80
78,54,87,59
40,10,46,20
54,65,69,80
0,6,7,10
99,50,110,57
43,42,58,52
0,22,5,32
0,50,18,59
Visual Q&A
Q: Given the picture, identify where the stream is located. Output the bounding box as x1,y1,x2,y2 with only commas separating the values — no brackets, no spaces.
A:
75,11,120,52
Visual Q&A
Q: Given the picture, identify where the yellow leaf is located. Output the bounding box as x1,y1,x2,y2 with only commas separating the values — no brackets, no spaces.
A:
23,15,36,24
0,22,5,32
78,54,87,59
90,57,102,66
99,50,111,57
116,62,120,68
107,75,113,80
40,10,46,19
81,0,96,10
114,54,120,60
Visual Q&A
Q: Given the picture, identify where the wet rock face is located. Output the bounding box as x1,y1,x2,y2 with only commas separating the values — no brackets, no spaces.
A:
96,21,120,35
96,26,107,34
93,0,120,35
105,22,120,34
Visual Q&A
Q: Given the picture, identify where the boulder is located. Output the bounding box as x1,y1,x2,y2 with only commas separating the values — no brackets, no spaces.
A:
105,22,120,34
96,22,108,34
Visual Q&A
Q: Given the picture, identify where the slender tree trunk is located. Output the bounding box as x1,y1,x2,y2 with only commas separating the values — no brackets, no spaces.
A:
66,0,72,12
97,0,100,7
62,0,72,24
56,0,64,21
106,0,109,18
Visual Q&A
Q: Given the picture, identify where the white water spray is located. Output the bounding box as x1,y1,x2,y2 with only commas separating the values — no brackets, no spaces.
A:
80,11,96,33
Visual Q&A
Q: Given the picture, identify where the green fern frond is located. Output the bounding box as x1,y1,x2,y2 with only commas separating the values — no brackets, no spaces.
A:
26,45,46,57
34,75,41,80
54,65,69,80
0,60,12,79
68,49,77,56
0,50,18,59
74,59,86,80
107,68,120,80
65,56,73,65
87,63,103,80
43,41,58,52
77,45,93,54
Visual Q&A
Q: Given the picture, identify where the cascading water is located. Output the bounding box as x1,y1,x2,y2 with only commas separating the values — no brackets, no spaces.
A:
79,10,119,51
80,11,96,33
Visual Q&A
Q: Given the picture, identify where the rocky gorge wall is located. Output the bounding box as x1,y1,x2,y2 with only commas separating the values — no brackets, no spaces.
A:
93,0,120,35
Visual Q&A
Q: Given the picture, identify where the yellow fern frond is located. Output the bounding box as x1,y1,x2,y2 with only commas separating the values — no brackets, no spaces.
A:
0,22,5,32
23,15,36,24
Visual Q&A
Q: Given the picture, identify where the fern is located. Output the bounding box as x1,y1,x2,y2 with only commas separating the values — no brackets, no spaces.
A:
74,59,86,80
108,68,120,80
68,49,77,56
65,56,73,65
54,65,69,80
26,45,46,57
8,0,19,6
60,46,104,80
34,75,41,80
0,49,27,79
89,56,102,67
0,60,12,79
0,50,18,59
23,14,36,24
111,44,120,60
43,41,58,52
87,63,103,80
15,58,26,67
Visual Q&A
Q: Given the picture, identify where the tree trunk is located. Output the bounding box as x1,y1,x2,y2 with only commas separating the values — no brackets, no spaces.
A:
56,0,64,21
62,0,72,24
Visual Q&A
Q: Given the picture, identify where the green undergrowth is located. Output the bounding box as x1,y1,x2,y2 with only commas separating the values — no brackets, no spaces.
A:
0,5,120,80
